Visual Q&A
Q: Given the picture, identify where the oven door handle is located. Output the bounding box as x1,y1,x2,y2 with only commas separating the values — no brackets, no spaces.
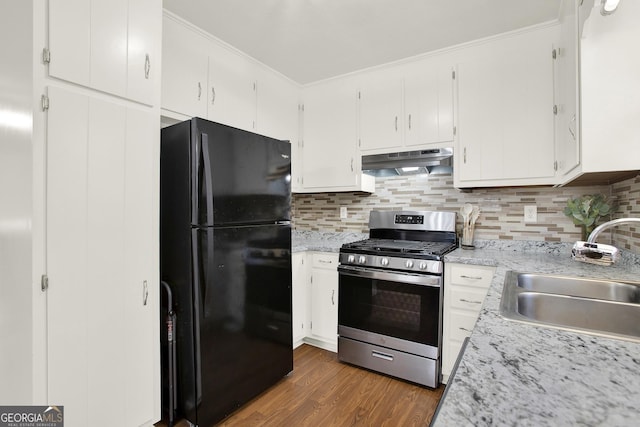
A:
338,265,441,288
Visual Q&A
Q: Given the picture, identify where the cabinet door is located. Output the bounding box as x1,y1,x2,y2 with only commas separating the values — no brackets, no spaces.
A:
49,0,91,86
456,30,556,185
291,253,308,346
123,107,159,425
302,80,359,189
90,0,128,96
161,16,208,118
405,65,455,147
358,77,403,152
310,268,338,343
208,42,257,132
256,68,299,142
47,86,158,426
127,0,162,106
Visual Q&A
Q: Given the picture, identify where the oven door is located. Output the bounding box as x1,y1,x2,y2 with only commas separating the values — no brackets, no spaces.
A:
337,265,442,359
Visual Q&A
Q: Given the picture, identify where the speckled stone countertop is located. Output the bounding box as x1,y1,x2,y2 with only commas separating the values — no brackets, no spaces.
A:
435,242,640,427
291,230,367,253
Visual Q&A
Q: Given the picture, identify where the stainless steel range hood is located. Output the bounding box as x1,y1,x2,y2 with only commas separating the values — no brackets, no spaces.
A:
362,148,453,177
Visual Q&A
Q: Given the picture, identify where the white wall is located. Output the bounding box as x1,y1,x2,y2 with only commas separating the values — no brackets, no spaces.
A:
0,1,34,403
581,1,640,172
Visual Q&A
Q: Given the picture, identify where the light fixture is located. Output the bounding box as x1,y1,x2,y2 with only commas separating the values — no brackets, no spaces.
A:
601,0,621,15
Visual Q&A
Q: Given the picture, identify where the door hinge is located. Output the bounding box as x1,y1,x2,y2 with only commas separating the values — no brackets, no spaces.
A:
42,48,51,64
553,105,558,115
552,48,557,60
41,94,49,111
452,70,456,79
41,274,49,292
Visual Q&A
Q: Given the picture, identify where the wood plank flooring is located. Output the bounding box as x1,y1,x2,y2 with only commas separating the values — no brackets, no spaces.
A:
158,344,444,427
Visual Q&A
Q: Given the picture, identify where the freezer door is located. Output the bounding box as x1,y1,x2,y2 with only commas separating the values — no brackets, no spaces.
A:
192,119,291,226
189,224,292,426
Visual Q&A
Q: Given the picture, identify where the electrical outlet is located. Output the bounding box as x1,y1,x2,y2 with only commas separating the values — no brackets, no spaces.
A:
340,206,348,219
524,205,537,223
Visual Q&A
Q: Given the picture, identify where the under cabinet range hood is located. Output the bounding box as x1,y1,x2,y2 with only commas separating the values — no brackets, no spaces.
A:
362,148,453,177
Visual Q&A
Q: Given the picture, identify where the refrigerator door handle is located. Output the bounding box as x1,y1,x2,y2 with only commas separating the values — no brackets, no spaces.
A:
200,133,215,225
191,230,203,406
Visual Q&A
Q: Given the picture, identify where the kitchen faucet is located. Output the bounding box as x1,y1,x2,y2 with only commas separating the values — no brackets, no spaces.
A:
572,217,640,265
587,217,640,243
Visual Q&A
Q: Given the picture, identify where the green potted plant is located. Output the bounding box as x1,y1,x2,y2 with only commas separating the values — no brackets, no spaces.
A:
563,194,614,241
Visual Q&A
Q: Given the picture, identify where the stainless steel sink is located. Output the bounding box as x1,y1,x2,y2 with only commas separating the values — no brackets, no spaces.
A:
500,271,640,343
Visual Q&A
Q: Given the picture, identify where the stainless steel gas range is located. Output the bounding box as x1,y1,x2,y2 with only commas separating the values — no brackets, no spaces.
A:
337,210,457,388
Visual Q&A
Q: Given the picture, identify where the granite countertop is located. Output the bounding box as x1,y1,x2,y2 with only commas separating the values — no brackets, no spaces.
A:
436,243,640,427
291,230,367,253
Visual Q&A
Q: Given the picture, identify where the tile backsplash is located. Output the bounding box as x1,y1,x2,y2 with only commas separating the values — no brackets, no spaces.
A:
292,174,640,254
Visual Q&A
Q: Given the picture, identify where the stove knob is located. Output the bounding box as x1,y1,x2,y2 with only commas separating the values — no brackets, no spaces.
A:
419,261,428,270
358,256,367,264
380,258,389,267
405,260,414,269
347,255,355,263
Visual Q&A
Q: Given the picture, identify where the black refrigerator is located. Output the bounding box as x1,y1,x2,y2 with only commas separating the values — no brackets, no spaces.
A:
160,118,293,426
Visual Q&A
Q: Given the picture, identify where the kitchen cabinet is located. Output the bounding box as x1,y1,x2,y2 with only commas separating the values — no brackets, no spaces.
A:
358,62,455,154
48,0,160,105
553,0,581,178
46,86,159,427
455,27,558,187
207,40,257,132
559,0,640,185
308,252,339,351
161,15,209,118
299,79,375,193
442,263,495,383
292,253,309,348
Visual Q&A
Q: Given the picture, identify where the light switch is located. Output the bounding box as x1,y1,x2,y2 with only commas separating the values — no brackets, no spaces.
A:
340,206,348,219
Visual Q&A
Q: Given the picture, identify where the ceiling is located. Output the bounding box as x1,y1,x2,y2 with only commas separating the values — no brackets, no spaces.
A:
163,0,562,84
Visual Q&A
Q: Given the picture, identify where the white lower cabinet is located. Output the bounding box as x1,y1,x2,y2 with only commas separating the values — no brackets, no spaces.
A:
442,263,495,383
46,86,158,426
291,252,309,347
308,252,339,351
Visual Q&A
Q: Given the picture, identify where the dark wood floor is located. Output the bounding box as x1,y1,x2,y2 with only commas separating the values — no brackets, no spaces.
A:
158,344,444,427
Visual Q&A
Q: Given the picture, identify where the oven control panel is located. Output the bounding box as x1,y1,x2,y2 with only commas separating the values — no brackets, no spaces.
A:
340,253,443,275
394,214,424,225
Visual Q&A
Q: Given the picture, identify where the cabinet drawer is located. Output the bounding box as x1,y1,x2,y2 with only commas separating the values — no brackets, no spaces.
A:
449,264,495,288
449,311,479,342
312,253,339,269
449,286,489,312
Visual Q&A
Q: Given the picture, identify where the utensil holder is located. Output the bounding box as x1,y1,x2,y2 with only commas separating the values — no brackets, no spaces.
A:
461,226,475,249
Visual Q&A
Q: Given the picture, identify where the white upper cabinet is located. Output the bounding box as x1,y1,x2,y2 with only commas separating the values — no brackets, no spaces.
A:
161,15,209,118
404,64,455,148
300,78,374,192
358,75,404,152
358,62,455,154
48,0,160,105
455,26,558,187
207,41,257,132
560,0,640,184
127,0,162,106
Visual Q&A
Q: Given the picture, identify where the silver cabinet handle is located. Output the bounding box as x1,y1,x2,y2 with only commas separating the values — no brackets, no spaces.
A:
395,116,398,131
408,114,412,130
372,350,393,362
318,259,332,264
459,298,482,305
350,158,354,172
143,280,149,306
331,289,335,305
460,275,483,280
463,147,467,163
144,54,150,79
459,327,472,333
211,87,216,105
198,82,202,100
